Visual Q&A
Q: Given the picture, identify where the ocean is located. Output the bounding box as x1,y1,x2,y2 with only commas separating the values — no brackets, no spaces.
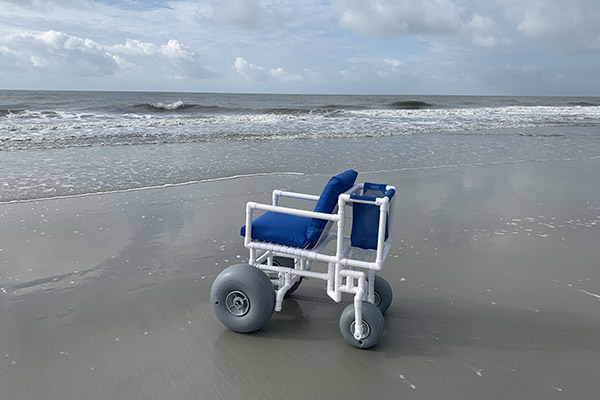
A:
2,90,600,203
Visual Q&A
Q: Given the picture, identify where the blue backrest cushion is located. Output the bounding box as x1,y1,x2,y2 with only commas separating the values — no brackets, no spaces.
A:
350,182,395,250
305,169,358,245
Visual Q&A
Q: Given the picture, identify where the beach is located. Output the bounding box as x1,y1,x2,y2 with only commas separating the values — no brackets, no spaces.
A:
3,0,600,392
2,155,599,399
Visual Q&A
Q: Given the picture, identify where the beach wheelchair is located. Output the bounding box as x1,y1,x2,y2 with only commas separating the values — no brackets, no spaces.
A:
211,170,396,348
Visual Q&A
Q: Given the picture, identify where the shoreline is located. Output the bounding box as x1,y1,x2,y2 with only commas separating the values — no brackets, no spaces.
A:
0,171,308,206
4,124,600,204
4,150,600,205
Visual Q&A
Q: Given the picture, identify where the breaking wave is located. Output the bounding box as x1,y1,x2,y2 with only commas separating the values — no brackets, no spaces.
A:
3,89,600,152
130,101,209,112
2,104,600,151
150,100,185,110
568,101,599,107
3,91,600,204
389,100,434,109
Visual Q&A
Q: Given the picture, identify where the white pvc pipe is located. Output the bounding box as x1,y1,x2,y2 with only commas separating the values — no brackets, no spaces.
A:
273,190,320,202
367,270,375,303
244,203,254,248
375,199,389,264
258,264,328,281
274,282,290,312
249,202,340,221
247,241,337,263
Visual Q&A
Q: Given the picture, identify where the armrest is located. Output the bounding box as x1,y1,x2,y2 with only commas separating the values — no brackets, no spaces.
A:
272,190,320,206
244,201,340,246
247,202,339,222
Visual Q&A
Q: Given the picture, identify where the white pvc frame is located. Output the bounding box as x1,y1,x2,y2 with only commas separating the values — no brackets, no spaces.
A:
243,182,396,340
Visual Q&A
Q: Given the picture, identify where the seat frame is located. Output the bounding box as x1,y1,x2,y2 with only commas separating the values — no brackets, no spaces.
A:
243,182,396,341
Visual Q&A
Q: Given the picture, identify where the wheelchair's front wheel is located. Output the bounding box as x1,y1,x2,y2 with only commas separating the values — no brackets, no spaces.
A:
339,302,384,349
211,264,275,333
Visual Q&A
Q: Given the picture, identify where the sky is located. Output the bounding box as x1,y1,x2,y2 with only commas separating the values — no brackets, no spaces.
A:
1,0,599,95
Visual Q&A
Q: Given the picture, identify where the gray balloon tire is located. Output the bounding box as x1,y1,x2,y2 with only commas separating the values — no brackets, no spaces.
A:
339,302,384,349
272,256,303,296
211,264,275,333
373,275,393,314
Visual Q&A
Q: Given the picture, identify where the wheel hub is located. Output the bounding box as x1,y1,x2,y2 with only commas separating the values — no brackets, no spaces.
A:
225,291,250,316
373,292,381,307
350,320,371,340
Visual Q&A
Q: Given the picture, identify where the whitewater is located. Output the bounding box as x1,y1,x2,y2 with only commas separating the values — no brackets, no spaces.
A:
2,91,600,202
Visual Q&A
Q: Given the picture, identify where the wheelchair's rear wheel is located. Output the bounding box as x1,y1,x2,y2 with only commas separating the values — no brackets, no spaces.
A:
211,264,275,333
372,275,393,314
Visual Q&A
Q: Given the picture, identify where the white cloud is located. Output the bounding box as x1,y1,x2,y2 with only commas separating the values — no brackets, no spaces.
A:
233,57,303,83
30,55,48,67
270,67,303,82
233,56,269,81
515,2,578,38
333,0,462,37
110,54,141,74
465,14,510,48
107,39,193,60
0,0,599,94
345,56,407,81
502,0,600,52
109,40,156,56
0,29,212,80
0,30,119,76
36,30,69,48
159,40,194,60
384,58,403,68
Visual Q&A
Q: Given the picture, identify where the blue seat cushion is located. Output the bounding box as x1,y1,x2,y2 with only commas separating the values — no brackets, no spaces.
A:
305,169,358,244
240,211,312,248
241,169,358,248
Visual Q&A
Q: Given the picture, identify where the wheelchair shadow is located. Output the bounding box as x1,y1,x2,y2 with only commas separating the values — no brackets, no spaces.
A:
209,294,343,381
262,293,342,341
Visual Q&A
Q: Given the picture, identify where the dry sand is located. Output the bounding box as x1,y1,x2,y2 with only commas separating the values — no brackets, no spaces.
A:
1,160,600,399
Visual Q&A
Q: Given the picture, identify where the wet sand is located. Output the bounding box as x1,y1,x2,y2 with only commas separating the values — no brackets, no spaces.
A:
1,160,600,399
